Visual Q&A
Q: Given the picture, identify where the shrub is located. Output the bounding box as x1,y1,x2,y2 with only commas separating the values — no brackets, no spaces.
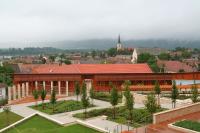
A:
0,98,8,107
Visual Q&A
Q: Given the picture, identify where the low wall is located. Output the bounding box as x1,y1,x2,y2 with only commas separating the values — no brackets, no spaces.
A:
153,103,200,124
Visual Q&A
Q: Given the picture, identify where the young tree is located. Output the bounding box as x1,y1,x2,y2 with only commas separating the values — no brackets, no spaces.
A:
81,82,90,118
191,81,198,103
89,85,95,105
32,90,39,107
50,88,57,113
123,80,131,99
123,80,134,122
144,93,157,115
171,80,179,108
40,89,47,110
110,85,119,119
154,81,161,107
75,82,80,102
125,91,134,123
3,105,11,126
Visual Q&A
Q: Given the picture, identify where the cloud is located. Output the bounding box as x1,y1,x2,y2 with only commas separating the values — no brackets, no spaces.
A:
0,0,199,47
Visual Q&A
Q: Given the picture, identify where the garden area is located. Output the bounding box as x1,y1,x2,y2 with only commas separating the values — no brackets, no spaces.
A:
174,120,200,132
30,100,94,115
73,106,165,127
4,115,101,133
0,111,23,129
93,92,122,103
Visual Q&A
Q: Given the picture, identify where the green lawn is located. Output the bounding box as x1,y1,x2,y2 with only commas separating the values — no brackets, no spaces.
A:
174,120,200,132
0,111,23,129
30,100,94,115
73,106,165,127
93,92,122,102
4,115,101,133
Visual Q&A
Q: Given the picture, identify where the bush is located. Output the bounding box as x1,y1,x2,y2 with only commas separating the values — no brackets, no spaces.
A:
0,98,8,107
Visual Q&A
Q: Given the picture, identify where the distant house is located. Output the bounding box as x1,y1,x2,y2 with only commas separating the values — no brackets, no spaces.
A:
0,83,7,100
157,60,197,73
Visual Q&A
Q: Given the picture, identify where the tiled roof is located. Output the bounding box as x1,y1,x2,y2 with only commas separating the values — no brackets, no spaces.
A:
16,64,153,74
157,60,196,73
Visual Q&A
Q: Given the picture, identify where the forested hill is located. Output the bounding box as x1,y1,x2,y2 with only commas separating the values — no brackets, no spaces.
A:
0,39,200,55
49,39,200,49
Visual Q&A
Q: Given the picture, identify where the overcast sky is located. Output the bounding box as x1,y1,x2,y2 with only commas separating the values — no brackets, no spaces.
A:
0,0,200,47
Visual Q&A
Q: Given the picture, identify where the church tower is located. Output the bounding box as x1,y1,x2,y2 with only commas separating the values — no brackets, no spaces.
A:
116,35,123,51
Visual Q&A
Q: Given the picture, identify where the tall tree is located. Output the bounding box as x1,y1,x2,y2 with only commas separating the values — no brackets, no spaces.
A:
75,82,80,102
171,80,179,108
191,81,198,103
123,80,131,99
32,90,39,107
91,50,96,58
154,81,161,107
81,82,90,118
89,85,95,105
40,89,47,110
3,106,11,126
49,55,55,63
50,88,57,113
144,93,157,115
123,81,134,123
110,85,119,119
59,53,65,65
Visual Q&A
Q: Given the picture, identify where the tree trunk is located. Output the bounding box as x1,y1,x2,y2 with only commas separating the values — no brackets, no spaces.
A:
42,100,44,110
158,94,160,107
85,108,87,118
113,106,115,119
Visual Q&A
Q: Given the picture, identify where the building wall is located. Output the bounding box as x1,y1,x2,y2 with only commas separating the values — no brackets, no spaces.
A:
0,87,6,99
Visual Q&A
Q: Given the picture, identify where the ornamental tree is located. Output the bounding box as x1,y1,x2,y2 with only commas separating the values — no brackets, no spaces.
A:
75,82,80,102
154,81,161,107
50,88,57,113
81,82,90,118
144,93,157,115
171,80,179,108
40,88,47,110
110,85,119,119
191,81,198,103
125,91,134,123
32,90,39,107
3,105,11,126
89,85,95,105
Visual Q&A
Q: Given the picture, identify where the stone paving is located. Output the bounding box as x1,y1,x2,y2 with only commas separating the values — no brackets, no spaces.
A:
86,117,133,133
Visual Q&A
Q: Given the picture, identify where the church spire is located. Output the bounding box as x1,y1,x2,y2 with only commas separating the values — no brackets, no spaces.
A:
118,34,121,44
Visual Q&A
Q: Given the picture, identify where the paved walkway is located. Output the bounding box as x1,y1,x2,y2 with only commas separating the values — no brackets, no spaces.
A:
133,93,192,109
86,117,133,133
9,96,112,124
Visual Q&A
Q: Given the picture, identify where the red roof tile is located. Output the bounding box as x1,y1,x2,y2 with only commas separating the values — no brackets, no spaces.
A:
18,64,152,74
157,60,196,73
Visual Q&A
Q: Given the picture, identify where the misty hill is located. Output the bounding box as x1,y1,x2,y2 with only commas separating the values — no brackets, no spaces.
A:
51,39,200,50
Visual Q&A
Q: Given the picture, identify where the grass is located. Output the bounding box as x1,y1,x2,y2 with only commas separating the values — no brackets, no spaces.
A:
73,106,166,127
4,115,101,133
0,111,23,130
174,120,200,132
93,92,122,102
30,100,95,115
